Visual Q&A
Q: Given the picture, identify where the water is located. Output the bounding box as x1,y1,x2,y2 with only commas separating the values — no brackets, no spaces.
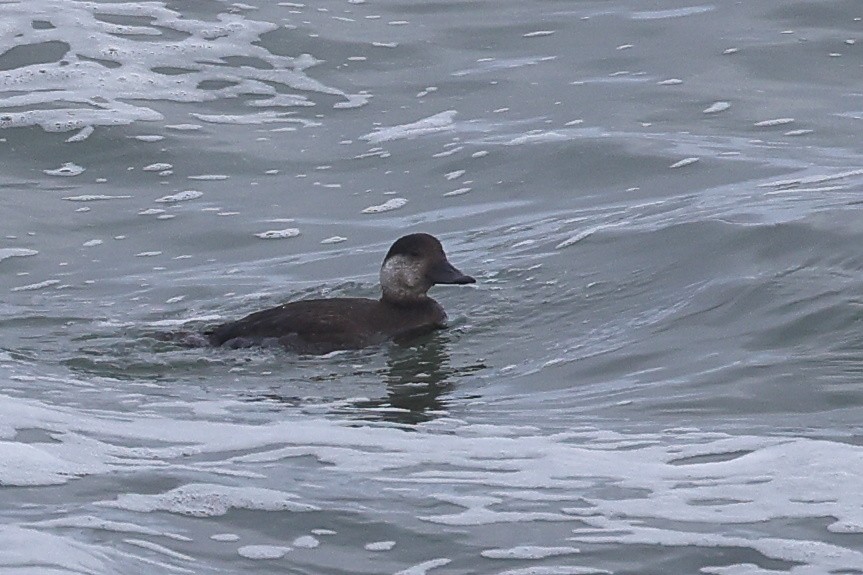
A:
2,0,863,573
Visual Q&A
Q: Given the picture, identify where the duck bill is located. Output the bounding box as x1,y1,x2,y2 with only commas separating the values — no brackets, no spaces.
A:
427,259,476,285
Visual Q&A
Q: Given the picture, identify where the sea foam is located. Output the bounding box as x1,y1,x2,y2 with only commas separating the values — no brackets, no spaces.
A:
0,0,362,134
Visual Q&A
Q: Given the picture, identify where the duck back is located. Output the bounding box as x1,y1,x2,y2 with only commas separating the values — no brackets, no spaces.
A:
207,297,447,353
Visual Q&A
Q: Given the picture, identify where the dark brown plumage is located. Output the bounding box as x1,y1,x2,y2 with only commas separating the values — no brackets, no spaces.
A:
205,233,474,353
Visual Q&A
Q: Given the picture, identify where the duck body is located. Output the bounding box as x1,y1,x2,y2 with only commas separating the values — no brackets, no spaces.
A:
204,233,474,353
207,297,447,353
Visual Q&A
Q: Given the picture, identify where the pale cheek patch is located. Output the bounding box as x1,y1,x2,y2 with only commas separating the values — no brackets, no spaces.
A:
381,255,427,297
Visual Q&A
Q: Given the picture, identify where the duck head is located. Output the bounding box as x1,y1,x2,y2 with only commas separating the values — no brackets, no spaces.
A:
379,233,475,304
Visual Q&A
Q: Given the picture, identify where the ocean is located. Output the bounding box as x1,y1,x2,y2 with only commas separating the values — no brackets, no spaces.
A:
1,0,863,573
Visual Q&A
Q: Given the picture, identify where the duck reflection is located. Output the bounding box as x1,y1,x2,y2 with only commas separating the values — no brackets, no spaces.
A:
353,333,457,424
248,331,484,425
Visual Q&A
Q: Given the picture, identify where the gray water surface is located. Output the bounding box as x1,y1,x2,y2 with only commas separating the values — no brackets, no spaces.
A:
2,1,863,573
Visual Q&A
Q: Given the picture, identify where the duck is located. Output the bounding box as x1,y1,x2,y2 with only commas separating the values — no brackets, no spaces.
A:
205,233,475,353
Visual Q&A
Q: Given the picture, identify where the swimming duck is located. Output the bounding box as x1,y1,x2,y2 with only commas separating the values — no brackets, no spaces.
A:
206,233,475,353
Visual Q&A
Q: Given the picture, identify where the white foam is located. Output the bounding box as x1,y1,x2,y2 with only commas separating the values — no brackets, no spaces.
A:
98,483,319,517
124,539,195,562
210,533,240,542
62,195,132,201
764,185,847,196
754,118,794,127
361,198,407,213
166,124,203,131
700,566,773,575
632,6,714,19
255,228,301,239
11,279,61,292
0,2,363,134
452,56,556,77
250,94,314,108
432,146,463,158
155,191,203,203
0,526,119,574
395,558,451,575
1,390,862,574
569,514,863,572
523,30,555,38
500,132,570,145
0,248,38,263
43,162,85,176
365,540,395,551
422,507,572,526
556,226,603,249
480,545,580,559
187,174,228,181
497,569,608,575
669,157,699,169
66,125,95,142
321,236,347,244
361,111,457,144
333,93,371,109
828,520,863,534
703,101,730,114
28,515,191,541
237,545,291,559
0,440,108,485
143,163,173,172
292,535,319,548
190,112,321,127
759,168,863,189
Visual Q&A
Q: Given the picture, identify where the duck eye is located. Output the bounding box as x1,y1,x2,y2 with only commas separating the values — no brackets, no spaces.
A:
408,250,421,258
